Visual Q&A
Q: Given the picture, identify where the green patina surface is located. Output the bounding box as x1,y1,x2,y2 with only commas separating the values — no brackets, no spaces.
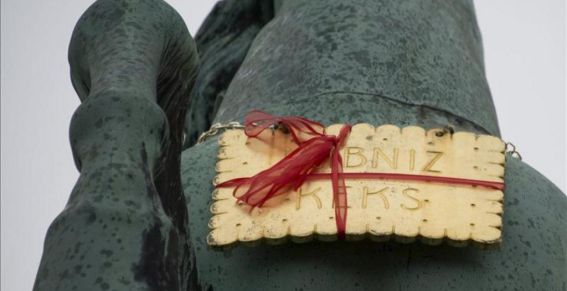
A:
182,142,566,291
34,0,566,290
34,0,199,289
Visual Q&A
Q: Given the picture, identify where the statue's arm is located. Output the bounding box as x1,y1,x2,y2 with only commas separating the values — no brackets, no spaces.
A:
34,0,199,290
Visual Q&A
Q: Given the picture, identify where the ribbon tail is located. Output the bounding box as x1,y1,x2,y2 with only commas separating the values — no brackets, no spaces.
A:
331,149,348,239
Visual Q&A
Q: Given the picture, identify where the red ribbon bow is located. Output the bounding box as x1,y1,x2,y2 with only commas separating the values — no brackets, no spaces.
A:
217,110,352,238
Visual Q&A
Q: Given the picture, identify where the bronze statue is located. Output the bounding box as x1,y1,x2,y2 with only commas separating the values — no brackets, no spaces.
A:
34,0,566,290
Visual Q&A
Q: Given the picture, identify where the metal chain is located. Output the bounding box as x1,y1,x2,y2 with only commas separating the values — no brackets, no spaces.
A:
505,142,522,160
196,121,245,144
197,121,524,161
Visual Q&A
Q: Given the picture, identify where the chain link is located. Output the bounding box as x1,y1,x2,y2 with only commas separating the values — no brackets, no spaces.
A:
196,121,245,144
505,142,522,160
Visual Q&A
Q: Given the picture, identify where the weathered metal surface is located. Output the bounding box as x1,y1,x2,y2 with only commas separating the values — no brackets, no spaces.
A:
183,0,274,147
212,0,500,137
33,0,566,290
180,0,565,290
182,141,566,290
34,0,200,290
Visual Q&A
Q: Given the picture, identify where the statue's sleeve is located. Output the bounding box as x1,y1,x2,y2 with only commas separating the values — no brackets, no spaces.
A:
33,0,199,290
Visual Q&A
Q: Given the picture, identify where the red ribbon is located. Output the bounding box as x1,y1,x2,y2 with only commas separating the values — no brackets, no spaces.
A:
306,173,504,190
217,110,352,238
216,110,505,239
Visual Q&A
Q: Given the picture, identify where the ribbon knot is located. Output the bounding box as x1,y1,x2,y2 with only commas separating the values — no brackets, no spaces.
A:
217,110,352,238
